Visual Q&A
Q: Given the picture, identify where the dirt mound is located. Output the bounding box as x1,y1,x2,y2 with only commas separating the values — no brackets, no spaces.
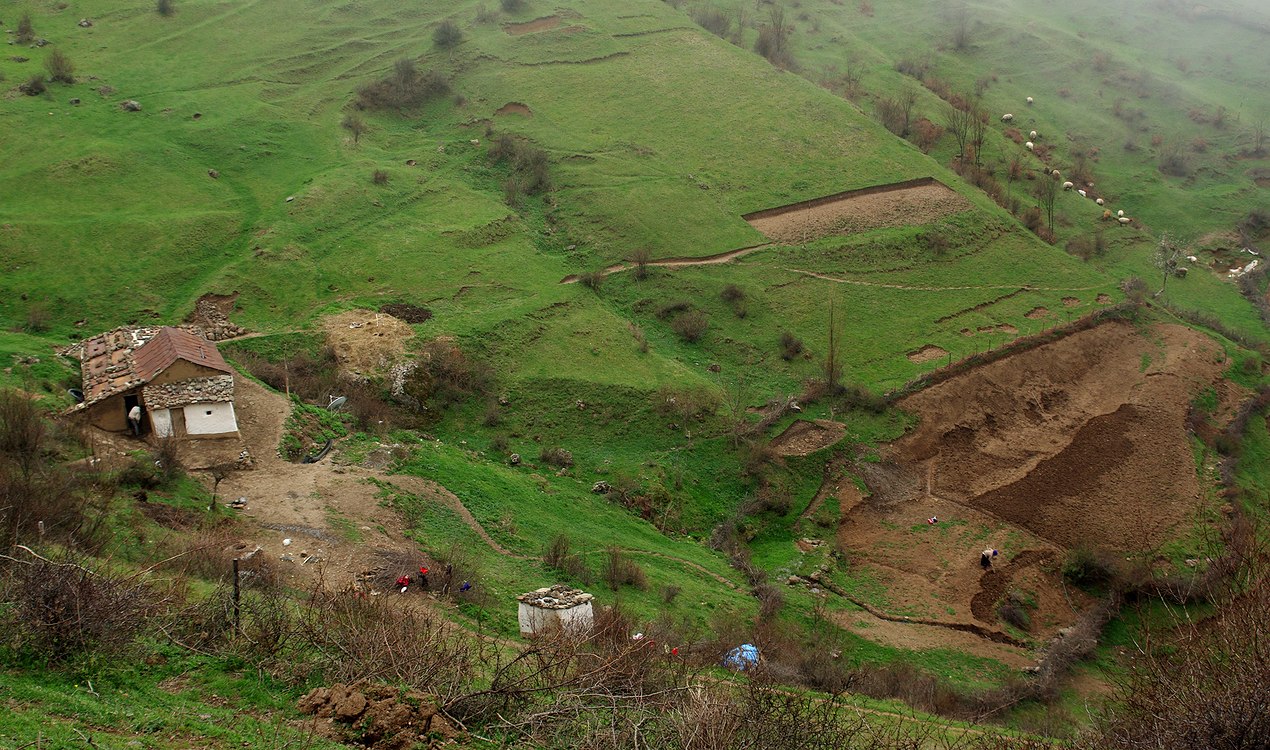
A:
379,302,432,323
743,179,972,244
504,15,561,34
1024,307,1050,319
323,310,415,379
907,345,947,364
494,101,533,117
770,419,847,456
298,683,456,749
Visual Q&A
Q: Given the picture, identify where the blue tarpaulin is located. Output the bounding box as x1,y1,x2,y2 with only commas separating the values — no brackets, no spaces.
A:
723,643,760,671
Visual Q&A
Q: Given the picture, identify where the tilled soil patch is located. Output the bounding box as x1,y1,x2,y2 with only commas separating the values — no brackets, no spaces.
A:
744,180,972,244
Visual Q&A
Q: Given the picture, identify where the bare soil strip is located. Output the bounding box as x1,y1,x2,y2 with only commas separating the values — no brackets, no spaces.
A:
770,419,847,457
503,16,561,35
743,178,973,244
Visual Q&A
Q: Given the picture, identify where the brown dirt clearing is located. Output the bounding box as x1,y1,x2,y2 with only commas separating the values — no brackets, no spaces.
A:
744,180,972,244
494,101,533,117
907,345,948,364
322,309,415,379
770,419,847,456
504,16,561,34
832,322,1227,657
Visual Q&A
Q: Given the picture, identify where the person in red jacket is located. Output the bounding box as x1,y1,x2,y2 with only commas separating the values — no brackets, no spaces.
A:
396,574,411,593
418,566,429,591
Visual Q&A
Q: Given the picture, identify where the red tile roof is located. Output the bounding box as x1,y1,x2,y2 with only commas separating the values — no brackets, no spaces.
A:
133,327,232,382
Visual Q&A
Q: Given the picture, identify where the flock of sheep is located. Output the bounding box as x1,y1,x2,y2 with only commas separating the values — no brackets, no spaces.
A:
1001,98,1133,225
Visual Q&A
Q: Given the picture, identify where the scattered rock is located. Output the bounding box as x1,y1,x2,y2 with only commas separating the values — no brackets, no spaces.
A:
68,97,80,105
192,112,202,119
509,453,521,466
78,18,93,27
285,195,295,202
11,56,29,63
566,244,577,251
120,99,142,112
591,481,611,494
207,169,219,179
405,159,417,166
707,363,721,373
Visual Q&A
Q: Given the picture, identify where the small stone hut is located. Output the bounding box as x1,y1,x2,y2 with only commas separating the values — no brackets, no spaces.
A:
72,326,239,438
517,585,594,636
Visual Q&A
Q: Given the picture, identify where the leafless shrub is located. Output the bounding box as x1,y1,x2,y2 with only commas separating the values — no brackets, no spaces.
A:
601,547,646,591
692,6,732,37
433,19,463,48
44,49,74,84
630,247,652,280
475,5,498,23
578,270,605,290
754,6,795,69
500,0,525,10
672,310,709,343
539,446,573,468
356,59,451,112
19,74,46,96
0,551,159,663
371,169,389,185
303,588,484,695
543,533,590,582
779,331,804,360
156,0,175,16
16,13,35,43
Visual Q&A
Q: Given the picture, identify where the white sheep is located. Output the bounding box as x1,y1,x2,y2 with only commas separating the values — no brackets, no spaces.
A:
1026,96,1034,105
1078,189,1087,197
1063,181,1074,190
1002,113,1015,122
1030,130,1039,139
1025,141,1034,151
1051,169,1061,177
1118,216,1131,224
1095,198,1105,206
1117,209,1125,217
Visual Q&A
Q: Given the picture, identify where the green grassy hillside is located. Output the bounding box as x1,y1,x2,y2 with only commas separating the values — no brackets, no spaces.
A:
3,0,1268,744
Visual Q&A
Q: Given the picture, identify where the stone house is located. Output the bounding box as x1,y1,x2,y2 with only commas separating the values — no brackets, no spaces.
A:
73,326,239,438
517,585,595,636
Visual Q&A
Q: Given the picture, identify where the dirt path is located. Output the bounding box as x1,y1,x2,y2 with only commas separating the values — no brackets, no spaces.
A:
179,375,740,597
559,244,771,284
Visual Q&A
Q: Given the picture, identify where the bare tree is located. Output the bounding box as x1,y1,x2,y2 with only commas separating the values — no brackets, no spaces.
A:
823,299,842,394
341,113,368,144
949,4,972,50
943,103,973,158
1153,233,1184,298
967,100,988,166
631,247,652,280
1252,117,1267,156
1033,174,1059,233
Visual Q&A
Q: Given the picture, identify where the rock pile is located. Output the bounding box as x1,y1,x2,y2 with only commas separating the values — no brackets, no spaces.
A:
297,683,457,749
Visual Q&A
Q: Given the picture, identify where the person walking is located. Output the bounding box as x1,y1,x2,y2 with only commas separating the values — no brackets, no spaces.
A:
128,404,143,436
